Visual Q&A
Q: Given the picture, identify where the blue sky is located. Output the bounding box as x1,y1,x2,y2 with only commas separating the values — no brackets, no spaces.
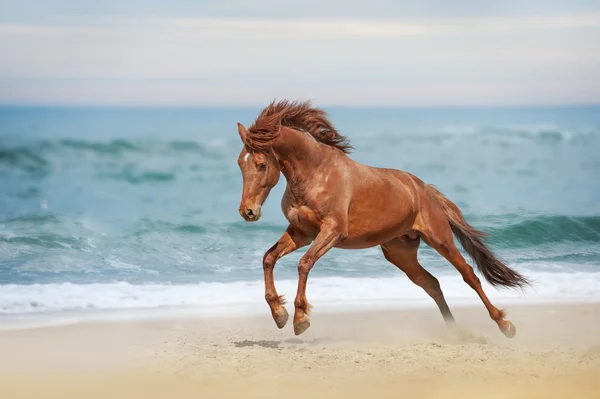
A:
0,1,599,106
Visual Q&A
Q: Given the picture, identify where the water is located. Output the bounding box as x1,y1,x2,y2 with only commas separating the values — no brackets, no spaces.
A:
1,106,600,323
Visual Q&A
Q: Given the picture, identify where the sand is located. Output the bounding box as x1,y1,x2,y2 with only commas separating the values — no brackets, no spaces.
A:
1,302,600,399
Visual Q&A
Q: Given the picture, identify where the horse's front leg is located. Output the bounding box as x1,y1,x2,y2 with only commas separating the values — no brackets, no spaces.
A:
293,221,346,335
263,226,310,329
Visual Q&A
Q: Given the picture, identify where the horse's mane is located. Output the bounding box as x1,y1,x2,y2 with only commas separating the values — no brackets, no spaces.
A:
246,99,353,153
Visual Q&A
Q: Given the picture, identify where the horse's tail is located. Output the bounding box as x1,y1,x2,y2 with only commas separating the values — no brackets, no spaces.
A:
429,185,530,290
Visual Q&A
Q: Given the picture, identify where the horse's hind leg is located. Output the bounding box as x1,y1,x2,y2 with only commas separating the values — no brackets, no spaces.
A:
381,236,455,325
416,215,516,338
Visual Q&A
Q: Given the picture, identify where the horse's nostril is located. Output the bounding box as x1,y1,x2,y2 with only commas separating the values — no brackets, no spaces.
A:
246,209,254,217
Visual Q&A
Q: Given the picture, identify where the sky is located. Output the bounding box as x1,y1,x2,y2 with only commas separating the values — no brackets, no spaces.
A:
0,0,599,106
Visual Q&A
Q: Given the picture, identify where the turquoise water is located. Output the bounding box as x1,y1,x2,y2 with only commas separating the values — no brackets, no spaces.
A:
1,106,599,316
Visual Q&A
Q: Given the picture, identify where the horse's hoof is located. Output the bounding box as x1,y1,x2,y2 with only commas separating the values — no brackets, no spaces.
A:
501,321,516,339
294,319,310,336
274,309,289,329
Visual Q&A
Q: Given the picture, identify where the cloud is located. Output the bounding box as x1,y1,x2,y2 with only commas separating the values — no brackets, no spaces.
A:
0,7,599,105
3,0,600,20
3,11,600,38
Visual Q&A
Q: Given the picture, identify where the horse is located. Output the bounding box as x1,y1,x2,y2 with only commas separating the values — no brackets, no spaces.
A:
235,99,529,338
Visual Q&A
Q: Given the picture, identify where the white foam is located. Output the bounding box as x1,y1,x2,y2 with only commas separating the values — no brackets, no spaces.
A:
1,272,599,322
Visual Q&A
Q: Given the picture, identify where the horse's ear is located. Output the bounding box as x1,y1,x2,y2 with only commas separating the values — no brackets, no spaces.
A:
237,123,248,143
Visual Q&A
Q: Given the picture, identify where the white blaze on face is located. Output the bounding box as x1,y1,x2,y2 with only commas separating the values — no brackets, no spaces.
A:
244,153,250,163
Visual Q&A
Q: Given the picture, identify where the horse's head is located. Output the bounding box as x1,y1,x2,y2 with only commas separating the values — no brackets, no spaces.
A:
236,123,280,222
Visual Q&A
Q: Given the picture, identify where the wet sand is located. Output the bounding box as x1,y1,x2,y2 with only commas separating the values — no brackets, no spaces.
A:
2,302,600,398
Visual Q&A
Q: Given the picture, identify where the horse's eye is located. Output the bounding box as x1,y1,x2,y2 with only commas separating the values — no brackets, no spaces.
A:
258,163,267,171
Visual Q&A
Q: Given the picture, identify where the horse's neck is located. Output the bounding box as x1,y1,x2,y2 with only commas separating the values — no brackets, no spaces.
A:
273,128,326,193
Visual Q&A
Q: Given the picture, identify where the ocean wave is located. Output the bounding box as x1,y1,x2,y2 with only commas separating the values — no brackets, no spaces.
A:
54,138,223,157
477,125,574,141
1,272,598,315
0,138,233,185
0,214,103,253
96,169,176,184
482,215,600,247
124,216,600,248
368,123,600,146
0,138,225,164
56,138,224,158
2,124,598,163
2,214,599,251
129,219,284,238
168,140,209,153
127,216,600,246
0,214,62,225
130,220,208,236
0,234,85,250
0,217,284,253
0,147,50,173
58,139,140,154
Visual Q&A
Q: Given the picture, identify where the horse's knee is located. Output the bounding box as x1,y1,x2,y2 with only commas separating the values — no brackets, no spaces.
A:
263,251,277,271
298,256,315,275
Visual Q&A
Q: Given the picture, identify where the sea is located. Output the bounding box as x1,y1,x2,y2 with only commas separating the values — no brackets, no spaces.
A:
1,105,599,329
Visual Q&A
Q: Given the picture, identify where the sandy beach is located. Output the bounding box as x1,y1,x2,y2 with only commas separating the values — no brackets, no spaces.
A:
1,302,599,399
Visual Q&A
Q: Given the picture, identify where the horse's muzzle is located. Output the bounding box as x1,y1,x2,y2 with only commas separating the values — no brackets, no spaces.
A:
239,206,261,222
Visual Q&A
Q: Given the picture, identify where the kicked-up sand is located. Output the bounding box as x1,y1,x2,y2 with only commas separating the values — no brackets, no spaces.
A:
1,302,600,398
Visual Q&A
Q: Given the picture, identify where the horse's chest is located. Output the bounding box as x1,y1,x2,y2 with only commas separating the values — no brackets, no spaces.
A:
285,205,320,237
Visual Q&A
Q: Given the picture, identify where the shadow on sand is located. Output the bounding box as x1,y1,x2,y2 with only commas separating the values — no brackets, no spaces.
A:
232,337,337,349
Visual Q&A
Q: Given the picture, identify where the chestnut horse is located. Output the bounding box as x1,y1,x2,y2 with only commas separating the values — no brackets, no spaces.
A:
236,99,528,338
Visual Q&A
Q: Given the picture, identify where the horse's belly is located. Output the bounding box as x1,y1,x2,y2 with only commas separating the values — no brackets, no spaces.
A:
336,224,406,249
337,205,415,249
